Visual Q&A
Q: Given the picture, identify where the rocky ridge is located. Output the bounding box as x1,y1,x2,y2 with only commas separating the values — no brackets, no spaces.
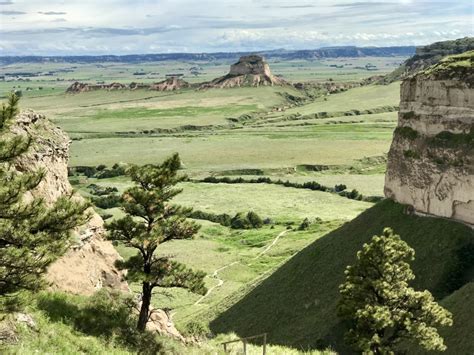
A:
383,37,474,83
384,51,474,226
66,77,191,93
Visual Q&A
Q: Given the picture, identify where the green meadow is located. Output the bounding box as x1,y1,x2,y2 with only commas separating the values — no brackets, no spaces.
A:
1,57,403,351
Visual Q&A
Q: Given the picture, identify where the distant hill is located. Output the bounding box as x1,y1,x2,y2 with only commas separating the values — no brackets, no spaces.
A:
0,46,415,65
210,199,474,354
383,37,474,82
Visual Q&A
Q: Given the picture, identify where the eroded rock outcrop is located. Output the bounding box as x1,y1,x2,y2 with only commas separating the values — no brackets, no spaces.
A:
384,51,474,226
67,77,192,93
200,55,286,88
149,76,191,91
11,111,185,340
12,111,129,295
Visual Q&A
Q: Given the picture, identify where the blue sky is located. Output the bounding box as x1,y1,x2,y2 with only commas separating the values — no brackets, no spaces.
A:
0,0,472,55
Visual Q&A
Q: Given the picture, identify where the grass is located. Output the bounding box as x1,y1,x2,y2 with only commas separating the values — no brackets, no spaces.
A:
1,290,337,354
175,182,372,223
210,199,474,354
283,82,400,116
69,135,391,170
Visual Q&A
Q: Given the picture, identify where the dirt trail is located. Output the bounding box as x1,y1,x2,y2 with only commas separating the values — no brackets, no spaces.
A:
194,229,288,305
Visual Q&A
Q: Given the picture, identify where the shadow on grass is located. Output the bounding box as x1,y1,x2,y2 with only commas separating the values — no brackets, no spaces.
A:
36,290,163,354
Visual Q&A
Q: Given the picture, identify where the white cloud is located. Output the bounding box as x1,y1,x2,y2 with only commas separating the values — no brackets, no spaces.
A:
0,0,472,55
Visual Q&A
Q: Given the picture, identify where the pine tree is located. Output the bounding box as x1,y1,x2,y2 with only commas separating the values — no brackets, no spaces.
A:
106,153,206,331
0,94,89,296
338,228,453,354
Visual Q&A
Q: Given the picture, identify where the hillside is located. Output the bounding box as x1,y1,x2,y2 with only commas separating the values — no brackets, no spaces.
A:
210,199,474,354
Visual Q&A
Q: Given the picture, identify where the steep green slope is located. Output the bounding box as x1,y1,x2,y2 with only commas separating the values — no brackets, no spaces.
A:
210,200,474,354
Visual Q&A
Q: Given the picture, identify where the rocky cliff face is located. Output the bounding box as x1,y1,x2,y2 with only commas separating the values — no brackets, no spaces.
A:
12,111,129,295
201,55,286,88
12,111,185,340
384,51,474,226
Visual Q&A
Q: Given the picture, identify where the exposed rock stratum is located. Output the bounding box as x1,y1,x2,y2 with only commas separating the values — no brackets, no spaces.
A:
12,110,130,295
384,51,474,226
12,111,185,340
200,55,286,88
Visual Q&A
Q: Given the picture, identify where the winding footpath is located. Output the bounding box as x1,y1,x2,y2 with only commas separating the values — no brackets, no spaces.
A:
194,229,288,305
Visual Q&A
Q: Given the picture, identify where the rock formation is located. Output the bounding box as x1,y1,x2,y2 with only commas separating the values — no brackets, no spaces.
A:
66,77,191,93
149,76,191,91
11,111,185,339
12,111,129,294
384,51,474,226
200,55,286,88
66,81,127,93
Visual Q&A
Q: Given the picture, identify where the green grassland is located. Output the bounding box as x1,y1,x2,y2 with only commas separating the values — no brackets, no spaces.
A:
2,57,409,353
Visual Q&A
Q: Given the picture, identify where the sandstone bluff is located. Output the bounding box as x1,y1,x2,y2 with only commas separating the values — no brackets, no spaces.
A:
12,111,184,340
200,55,286,88
12,111,129,295
384,51,474,226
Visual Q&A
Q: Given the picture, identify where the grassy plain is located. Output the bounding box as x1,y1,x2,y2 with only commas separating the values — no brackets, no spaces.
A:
1,57,404,352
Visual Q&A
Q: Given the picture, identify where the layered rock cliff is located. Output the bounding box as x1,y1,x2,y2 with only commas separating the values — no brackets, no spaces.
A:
384,51,474,226
12,111,129,295
200,55,286,88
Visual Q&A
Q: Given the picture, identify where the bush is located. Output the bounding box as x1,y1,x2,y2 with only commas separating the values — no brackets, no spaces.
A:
247,211,263,228
334,184,347,192
182,320,210,339
231,212,253,229
88,184,119,196
298,218,311,230
92,194,122,209
188,210,232,227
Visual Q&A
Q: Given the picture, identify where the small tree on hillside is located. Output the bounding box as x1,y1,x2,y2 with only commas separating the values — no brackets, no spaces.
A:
0,94,89,297
338,228,453,354
106,154,207,331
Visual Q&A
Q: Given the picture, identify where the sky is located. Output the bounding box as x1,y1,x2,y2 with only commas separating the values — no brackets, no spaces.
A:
0,0,472,56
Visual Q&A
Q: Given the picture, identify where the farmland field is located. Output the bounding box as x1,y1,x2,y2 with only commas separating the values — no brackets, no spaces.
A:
1,56,403,329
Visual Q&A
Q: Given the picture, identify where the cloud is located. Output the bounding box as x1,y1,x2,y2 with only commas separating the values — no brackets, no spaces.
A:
0,1,14,5
38,11,67,15
332,2,397,7
0,0,471,55
1,10,25,15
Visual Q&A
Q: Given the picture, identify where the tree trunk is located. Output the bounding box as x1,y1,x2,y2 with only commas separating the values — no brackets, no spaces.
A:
137,281,152,331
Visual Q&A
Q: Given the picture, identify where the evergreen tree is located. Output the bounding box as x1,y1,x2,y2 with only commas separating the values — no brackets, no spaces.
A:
106,154,206,331
338,228,453,354
0,94,89,296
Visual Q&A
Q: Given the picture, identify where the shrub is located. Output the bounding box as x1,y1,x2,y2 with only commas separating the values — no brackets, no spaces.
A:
230,212,252,229
298,218,311,230
189,210,232,227
395,126,419,140
92,194,122,209
334,184,347,192
247,211,263,228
